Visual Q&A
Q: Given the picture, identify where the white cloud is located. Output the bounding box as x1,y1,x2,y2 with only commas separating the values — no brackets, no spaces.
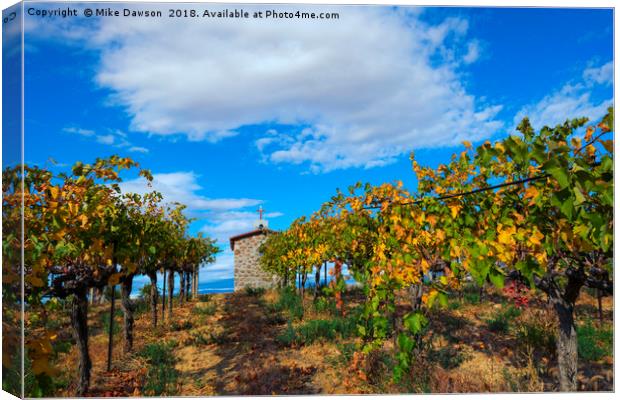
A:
514,62,613,129
200,210,283,244
42,5,502,172
463,40,480,64
119,171,281,245
64,127,95,137
62,125,150,153
198,250,235,283
583,61,613,86
96,134,115,145
119,171,262,212
129,146,149,153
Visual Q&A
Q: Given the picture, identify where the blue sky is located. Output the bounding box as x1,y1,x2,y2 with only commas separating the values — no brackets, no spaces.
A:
11,3,614,284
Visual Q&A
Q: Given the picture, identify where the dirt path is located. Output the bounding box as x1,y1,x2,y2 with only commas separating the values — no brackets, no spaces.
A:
57,292,348,396
175,293,322,395
54,290,612,396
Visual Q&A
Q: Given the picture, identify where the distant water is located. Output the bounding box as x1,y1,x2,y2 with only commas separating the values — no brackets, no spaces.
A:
130,275,357,298
130,277,234,298
197,278,235,294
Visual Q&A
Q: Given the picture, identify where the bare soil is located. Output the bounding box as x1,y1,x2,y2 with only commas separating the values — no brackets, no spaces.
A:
52,288,613,396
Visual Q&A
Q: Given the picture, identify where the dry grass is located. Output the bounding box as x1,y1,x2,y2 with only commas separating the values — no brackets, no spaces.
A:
50,288,613,396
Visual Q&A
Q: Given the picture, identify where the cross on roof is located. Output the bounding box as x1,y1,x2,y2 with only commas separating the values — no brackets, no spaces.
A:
257,205,265,220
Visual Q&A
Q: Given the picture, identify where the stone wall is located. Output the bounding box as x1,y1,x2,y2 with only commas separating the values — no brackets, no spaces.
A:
233,232,278,291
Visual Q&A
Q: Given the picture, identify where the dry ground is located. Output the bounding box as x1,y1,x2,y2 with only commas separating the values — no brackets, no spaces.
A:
51,288,613,396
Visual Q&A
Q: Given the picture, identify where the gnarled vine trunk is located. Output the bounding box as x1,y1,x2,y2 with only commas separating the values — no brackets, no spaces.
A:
147,271,158,327
120,276,135,353
195,266,200,298
106,285,116,372
179,271,185,305
162,269,166,320
185,271,191,301
314,265,321,299
535,264,585,392
409,284,423,311
554,298,578,391
71,289,91,396
301,270,308,299
192,265,198,299
167,269,174,320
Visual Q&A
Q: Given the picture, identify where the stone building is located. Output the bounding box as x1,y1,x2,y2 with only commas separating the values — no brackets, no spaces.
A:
230,208,277,291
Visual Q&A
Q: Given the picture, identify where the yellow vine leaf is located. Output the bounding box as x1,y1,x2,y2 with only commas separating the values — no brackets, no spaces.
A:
528,230,544,246
449,205,461,219
585,126,594,142
497,225,516,245
78,214,88,227
425,289,438,306
523,186,539,205
535,251,548,266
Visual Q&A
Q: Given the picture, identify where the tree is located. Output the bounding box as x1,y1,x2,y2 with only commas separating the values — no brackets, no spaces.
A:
16,157,148,395
469,110,613,390
259,108,613,391
114,191,164,353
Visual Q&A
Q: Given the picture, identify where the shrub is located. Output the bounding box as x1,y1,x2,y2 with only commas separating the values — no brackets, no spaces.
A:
277,317,357,346
244,286,266,297
503,305,522,319
139,341,179,396
442,314,466,331
336,343,357,364
429,347,469,370
198,294,211,302
462,283,481,304
193,303,217,316
274,286,304,321
296,319,337,343
463,292,480,304
170,320,193,331
53,340,72,356
486,305,521,334
515,311,556,356
577,320,612,361
277,322,297,346
314,297,337,314
447,299,461,310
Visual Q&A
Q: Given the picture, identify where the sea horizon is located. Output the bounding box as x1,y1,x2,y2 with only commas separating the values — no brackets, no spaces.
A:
129,274,356,299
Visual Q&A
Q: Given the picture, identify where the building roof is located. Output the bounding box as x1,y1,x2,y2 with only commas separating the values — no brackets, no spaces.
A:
229,228,274,250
